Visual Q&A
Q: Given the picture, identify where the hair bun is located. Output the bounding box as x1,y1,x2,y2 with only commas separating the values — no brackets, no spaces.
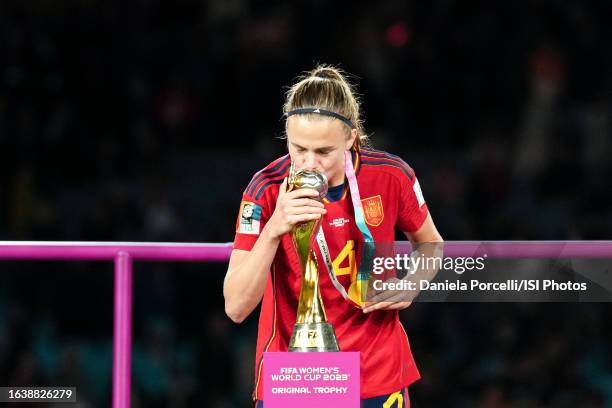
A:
311,65,344,82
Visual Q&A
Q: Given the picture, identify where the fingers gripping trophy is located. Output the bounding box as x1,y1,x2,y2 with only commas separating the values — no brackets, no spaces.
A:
287,162,340,352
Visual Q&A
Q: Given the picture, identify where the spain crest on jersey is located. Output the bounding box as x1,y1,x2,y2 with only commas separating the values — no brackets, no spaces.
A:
361,195,384,227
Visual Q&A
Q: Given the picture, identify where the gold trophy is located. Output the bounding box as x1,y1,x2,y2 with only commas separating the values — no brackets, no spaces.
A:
287,162,340,352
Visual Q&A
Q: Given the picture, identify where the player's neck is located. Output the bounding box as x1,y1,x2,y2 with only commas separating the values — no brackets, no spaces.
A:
328,175,346,188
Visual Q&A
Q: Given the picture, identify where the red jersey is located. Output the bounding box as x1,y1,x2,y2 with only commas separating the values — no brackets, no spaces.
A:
233,147,429,400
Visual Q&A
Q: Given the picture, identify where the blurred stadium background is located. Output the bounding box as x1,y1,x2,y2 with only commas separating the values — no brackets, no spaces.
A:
1,0,611,407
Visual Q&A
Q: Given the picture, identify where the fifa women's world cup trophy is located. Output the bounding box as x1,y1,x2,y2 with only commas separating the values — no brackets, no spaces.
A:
287,162,340,352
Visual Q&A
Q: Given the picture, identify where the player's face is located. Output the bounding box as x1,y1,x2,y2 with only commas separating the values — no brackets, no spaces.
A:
286,116,356,187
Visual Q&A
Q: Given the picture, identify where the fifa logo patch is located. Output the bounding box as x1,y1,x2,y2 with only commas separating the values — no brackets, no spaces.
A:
361,195,384,227
236,201,262,234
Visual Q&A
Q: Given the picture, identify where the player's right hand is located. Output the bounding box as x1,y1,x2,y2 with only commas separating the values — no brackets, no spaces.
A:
267,178,327,238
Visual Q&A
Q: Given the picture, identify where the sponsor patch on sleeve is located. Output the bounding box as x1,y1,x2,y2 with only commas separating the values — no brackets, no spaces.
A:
236,201,262,235
413,179,425,207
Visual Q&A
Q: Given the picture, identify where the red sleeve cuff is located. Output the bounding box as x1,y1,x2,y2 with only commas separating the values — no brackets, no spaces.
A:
233,234,258,251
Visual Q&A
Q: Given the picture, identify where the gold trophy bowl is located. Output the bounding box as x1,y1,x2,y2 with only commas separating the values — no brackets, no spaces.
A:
287,163,340,352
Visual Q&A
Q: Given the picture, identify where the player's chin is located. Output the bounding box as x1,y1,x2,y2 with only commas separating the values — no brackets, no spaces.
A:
324,169,341,184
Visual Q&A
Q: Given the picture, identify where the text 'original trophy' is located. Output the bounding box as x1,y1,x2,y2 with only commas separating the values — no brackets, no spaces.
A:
287,163,340,352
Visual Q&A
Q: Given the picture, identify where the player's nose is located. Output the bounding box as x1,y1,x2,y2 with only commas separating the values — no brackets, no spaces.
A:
303,152,317,169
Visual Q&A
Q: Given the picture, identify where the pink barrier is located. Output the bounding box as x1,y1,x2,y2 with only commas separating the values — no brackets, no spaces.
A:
0,241,233,408
0,241,233,261
113,252,133,408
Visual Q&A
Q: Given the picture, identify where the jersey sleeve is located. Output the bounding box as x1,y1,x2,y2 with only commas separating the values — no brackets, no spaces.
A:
232,187,273,251
396,169,429,233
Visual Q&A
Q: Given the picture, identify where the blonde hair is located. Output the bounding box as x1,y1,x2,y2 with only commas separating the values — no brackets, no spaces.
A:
283,65,368,148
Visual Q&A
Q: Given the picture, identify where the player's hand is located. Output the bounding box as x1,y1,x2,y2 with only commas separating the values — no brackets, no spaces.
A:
267,178,327,239
362,277,414,313
362,300,412,313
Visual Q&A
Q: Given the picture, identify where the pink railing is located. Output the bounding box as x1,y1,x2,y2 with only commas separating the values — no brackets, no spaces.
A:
0,240,610,407
0,241,233,408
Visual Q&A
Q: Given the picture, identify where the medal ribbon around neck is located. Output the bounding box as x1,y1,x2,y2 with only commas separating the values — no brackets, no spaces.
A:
316,149,375,308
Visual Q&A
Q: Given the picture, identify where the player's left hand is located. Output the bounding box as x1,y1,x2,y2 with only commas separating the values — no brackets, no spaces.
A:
362,277,416,313
362,300,411,313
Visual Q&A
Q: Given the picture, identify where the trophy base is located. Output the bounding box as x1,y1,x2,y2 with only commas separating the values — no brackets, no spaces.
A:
288,322,340,352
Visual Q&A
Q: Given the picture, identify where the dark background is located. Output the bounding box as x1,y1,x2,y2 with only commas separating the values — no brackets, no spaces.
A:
1,0,611,407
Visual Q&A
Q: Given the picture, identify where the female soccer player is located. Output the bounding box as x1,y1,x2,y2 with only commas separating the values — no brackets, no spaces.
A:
224,65,443,407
